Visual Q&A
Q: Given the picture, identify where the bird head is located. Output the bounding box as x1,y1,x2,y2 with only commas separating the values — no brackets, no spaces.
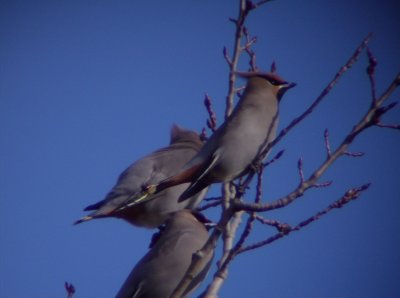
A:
236,71,296,101
170,124,203,145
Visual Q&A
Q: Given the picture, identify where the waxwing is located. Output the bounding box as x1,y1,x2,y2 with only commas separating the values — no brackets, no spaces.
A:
141,72,295,201
115,210,213,298
74,125,207,228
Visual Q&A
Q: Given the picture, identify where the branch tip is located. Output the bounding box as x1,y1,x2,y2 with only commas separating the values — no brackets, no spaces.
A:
313,180,333,188
204,93,218,132
297,157,305,183
366,47,378,76
270,61,277,73
65,282,75,298
324,128,332,158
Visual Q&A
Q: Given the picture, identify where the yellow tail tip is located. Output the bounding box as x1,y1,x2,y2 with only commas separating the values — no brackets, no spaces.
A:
73,216,93,225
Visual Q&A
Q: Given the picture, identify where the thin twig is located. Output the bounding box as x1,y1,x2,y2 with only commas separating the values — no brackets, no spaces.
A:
263,149,284,167
254,215,292,234
204,196,223,202
297,157,305,184
196,199,223,212
204,93,218,132
253,0,276,9
366,47,378,104
375,102,400,129
343,151,365,157
324,129,332,158
243,27,258,71
376,122,400,130
270,60,277,73
225,0,250,118
65,282,75,298
237,183,371,254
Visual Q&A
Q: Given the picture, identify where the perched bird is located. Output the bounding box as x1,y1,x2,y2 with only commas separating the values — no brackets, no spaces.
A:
115,210,213,298
74,125,207,228
143,72,295,201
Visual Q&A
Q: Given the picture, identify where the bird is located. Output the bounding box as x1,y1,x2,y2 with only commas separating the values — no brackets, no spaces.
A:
115,210,214,298
140,72,295,202
74,125,208,228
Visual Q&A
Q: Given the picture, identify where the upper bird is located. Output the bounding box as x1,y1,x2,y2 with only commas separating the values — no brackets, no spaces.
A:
115,210,213,298
139,72,295,202
74,125,207,228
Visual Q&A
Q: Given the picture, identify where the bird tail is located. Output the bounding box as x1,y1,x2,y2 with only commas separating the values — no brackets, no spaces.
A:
73,216,93,225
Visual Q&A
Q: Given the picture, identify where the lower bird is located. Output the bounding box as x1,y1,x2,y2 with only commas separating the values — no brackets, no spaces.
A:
74,125,207,228
115,210,214,298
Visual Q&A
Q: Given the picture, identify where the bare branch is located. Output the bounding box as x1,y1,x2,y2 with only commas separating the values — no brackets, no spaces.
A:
223,46,232,66
204,196,223,202
324,129,332,159
263,149,284,167
224,0,250,118
221,210,244,265
270,60,277,73
254,215,292,234
253,0,276,9
218,2,260,276
200,127,208,141
204,93,218,132
196,199,223,212
375,73,400,106
366,47,378,104
312,180,333,188
202,210,244,298
237,183,371,254
297,157,305,184
372,102,400,129
65,282,75,298
343,151,365,157
242,26,258,71
224,0,267,117
376,122,400,130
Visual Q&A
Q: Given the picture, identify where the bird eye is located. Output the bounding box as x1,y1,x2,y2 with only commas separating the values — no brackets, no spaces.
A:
270,79,278,85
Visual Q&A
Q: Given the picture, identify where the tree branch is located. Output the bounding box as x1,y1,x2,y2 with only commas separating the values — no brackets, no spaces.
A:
237,183,371,254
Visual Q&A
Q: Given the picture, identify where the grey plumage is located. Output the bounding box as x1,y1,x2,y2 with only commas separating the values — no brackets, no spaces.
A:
115,210,213,298
74,125,207,228
151,72,295,201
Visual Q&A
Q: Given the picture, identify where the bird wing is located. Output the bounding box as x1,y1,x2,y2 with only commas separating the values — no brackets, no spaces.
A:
177,148,221,202
114,145,201,210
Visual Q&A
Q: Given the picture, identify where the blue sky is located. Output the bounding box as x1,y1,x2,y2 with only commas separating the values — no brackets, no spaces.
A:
1,1,399,297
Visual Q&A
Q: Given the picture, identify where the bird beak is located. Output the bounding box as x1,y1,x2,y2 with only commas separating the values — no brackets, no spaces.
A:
282,82,297,89
277,82,296,101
